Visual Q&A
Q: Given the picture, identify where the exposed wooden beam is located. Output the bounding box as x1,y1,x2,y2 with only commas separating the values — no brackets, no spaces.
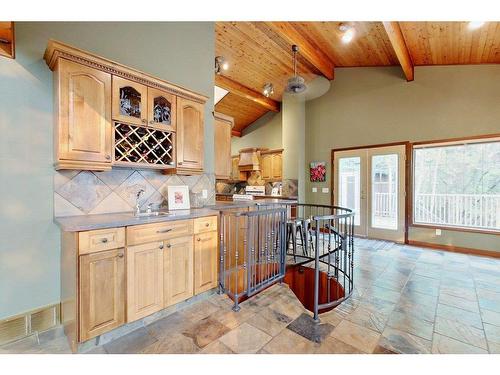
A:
215,74,280,112
232,130,242,137
383,22,414,81
265,22,335,80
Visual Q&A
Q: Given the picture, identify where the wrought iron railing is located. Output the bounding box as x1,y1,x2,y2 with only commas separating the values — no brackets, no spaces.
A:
218,202,355,322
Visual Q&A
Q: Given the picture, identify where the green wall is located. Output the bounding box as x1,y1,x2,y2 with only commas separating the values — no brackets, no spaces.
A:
231,111,282,154
305,65,500,252
0,22,215,319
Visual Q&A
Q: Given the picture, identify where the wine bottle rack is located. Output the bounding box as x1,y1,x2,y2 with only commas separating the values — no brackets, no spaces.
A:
114,122,175,169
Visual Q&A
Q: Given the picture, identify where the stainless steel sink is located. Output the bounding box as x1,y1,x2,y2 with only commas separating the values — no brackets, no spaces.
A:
134,211,172,218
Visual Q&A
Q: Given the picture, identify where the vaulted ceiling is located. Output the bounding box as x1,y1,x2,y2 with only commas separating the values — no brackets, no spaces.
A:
214,21,500,134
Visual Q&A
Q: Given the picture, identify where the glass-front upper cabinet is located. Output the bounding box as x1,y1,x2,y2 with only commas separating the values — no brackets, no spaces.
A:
147,87,176,131
112,76,148,126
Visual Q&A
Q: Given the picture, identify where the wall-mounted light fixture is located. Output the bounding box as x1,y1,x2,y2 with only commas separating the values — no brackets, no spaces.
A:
339,23,355,44
262,83,274,98
215,56,229,75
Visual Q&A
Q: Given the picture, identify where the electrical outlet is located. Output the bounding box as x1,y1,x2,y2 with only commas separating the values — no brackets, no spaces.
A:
435,229,442,236
202,189,208,199
312,187,318,193
322,187,329,193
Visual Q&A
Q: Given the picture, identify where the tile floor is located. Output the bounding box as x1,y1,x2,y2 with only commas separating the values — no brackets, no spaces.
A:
1,239,500,354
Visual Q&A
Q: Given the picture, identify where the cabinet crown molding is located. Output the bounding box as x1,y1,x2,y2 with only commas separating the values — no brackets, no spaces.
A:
44,39,209,104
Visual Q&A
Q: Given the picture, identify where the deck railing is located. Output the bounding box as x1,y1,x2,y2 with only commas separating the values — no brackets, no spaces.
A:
414,193,500,229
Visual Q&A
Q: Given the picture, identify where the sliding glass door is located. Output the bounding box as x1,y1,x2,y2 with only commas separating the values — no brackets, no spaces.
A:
334,145,406,242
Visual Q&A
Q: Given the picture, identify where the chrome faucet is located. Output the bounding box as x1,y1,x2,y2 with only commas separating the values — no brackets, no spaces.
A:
135,189,145,216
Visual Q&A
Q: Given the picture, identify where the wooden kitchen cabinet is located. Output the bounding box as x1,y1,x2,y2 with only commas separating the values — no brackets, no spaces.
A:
126,241,164,322
112,76,148,126
194,231,218,295
260,149,283,181
164,235,194,307
147,87,176,131
176,97,204,174
214,112,233,180
55,59,112,171
79,248,125,341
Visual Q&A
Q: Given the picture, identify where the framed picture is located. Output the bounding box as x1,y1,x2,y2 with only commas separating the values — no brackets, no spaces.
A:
310,161,326,182
167,185,190,210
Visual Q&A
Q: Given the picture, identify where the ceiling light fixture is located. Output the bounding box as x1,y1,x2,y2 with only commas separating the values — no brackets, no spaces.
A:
285,45,307,94
262,83,274,98
468,21,485,30
339,23,355,44
215,56,229,75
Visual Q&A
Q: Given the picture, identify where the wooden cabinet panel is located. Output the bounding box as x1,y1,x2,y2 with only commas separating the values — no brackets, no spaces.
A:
214,113,233,179
79,248,125,341
112,76,148,126
147,87,176,131
57,59,112,166
78,227,125,255
271,152,282,180
127,242,164,322
176,97,204,173
260,154,272,180
127,220,193,246
164,235,194,307
194,216,218,234
194,231,218,295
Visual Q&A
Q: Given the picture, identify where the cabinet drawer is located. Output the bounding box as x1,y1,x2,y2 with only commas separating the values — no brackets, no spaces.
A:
194,216,218,234
79,227,125,255
127,220,193,246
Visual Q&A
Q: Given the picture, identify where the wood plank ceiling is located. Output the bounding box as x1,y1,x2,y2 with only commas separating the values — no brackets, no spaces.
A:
215,21,500,134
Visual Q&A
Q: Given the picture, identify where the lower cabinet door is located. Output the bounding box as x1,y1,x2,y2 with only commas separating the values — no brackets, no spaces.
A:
194,231,218,295
127,242,164,322
79,248,125,341
164,235,194,307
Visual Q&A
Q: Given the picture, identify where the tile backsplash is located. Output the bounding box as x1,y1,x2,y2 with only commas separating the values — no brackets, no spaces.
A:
54,168,215,217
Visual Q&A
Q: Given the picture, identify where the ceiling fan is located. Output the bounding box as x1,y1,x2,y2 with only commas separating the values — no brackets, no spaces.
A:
285,44,307,94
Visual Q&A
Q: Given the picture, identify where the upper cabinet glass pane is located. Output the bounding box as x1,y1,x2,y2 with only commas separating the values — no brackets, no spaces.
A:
153,96,172,124
119,86,141,118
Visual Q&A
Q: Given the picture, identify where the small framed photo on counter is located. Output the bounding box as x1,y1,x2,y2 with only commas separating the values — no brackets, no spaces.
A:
167,185,190,210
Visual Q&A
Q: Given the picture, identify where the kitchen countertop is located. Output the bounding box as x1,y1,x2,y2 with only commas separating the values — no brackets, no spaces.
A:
216,193,298,199
55,198,296,232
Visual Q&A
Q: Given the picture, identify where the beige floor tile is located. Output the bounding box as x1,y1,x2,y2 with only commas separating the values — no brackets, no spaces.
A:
481,309,500,327
431,333,488,354
439,293,480,313
246,308,289,337
436,304,483,328
199,340,234,354
315,336,364,354
346,306,390,333
434,316,487,349
483,323,500,345
330,320,380,353
263,328,317,354
211,306,256,330
378,327,432,354
386,310,434,341
182,317,230,348
141,333,199,354
488,341,500,354
219,323,272,354
103,327,157,354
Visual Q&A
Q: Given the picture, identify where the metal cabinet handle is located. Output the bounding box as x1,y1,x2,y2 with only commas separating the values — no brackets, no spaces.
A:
159,244,164,250
197,238,201,242
166,244,172,248
141,118,147,124
101,238,108,243
149,120,155,125
117,253,124,258
205,223,210,227
156,228,172,234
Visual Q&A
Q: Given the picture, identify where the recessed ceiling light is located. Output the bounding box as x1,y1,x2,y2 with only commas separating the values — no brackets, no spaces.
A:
468,21,485,30
339,23,355,44
262,83,274,97
215,56,229,75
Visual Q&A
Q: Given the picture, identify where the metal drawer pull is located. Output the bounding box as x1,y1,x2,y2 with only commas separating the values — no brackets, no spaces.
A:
197,238,201,242
159,244,164,249
100,238,108,243
166,244,171,248
205,223,210,227
117,253,124,258
156,228,172,234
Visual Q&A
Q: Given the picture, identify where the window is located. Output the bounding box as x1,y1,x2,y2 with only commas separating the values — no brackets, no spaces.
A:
413,138,500,231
